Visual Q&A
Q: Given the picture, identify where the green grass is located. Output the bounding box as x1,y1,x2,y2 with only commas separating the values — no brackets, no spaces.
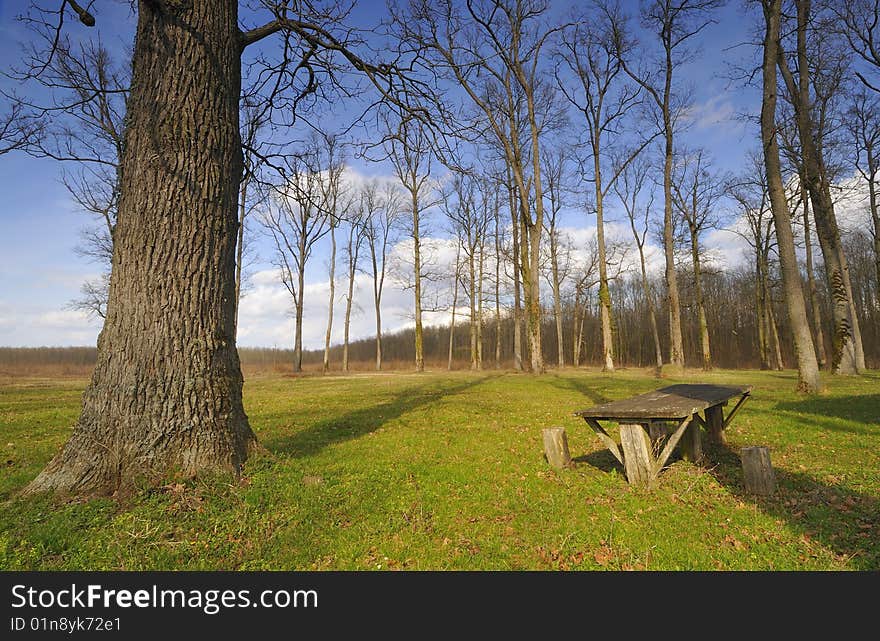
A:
1,368,878,570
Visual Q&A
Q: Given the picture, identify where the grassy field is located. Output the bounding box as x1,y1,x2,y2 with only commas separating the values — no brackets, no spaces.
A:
0,368,878,571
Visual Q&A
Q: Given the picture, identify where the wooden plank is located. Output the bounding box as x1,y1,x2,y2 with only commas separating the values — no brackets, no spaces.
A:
654,414,693,472
574,384,751,421
542,427,572,470
584,418,623,465
619,423,655,486
723,393,751,429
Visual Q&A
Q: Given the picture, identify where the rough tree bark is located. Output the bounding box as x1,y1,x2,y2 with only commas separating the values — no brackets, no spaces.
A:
27,0,257,494
777,0,860,374
800,178,828,368
760,0,822,393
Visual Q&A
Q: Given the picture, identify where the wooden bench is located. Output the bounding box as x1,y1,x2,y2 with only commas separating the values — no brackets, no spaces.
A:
574,384,751,486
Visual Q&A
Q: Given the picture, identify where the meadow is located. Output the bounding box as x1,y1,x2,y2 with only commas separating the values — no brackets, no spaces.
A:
0,368,877,570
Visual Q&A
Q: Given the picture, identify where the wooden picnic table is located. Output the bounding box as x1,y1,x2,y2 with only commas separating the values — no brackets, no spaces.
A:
574,384,752,486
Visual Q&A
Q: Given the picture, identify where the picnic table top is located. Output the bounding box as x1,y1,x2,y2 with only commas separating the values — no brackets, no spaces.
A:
574,384,752,421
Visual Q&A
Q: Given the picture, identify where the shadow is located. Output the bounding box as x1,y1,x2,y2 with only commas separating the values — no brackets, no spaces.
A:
775,394,880,428
703,442,880,570
573,449,621,474
262,376,491,459
549,376,612,406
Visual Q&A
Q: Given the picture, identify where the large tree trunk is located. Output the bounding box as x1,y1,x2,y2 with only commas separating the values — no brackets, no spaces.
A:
26,0,257,494
780,0,859,374
593,157,615,372
760,0,821,393
323,223,336,373
840,248,866,370
801,179,828,368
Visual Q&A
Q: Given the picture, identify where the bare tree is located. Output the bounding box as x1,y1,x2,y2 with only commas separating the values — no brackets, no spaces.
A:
318,134,348,373
0,103,35,155
393,0,563,373
448,237,464,371
830,0,880,93
758,0,822,392
845,89,880,308
382,110,438,372
7,37,128,320
262,142,332,372
729,155,785,371
614,156,664,372
234,100,272,339
442,172,492,370
540,145,574,367
671,148,726,370
341,188,369,373
14,0,424,494
610,0,723,370
556,6,649,371
363,182,403,371
776,0,864,374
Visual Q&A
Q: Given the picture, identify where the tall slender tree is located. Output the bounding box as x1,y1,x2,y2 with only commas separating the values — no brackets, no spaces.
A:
262,144,331,373
363,183,403,371
557,8,645,372
776,0,863,373
671,149,726,370
611,0,724,370
383,111,436,372
758,0,822,393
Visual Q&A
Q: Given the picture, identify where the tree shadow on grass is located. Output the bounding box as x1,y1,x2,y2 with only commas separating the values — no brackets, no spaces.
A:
262,376,490,459
549,376,612,407
774,395,880,429
703,443,880,570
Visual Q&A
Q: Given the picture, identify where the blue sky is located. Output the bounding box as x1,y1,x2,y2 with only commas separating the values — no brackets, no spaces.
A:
0,0,764,348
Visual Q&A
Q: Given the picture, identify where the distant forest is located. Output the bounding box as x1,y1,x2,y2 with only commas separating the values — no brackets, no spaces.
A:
5,248,877,375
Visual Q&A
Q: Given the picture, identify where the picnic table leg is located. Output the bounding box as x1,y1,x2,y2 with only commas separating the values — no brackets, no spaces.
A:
619,423,656,487
679,417,703,464
706,405,724,445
